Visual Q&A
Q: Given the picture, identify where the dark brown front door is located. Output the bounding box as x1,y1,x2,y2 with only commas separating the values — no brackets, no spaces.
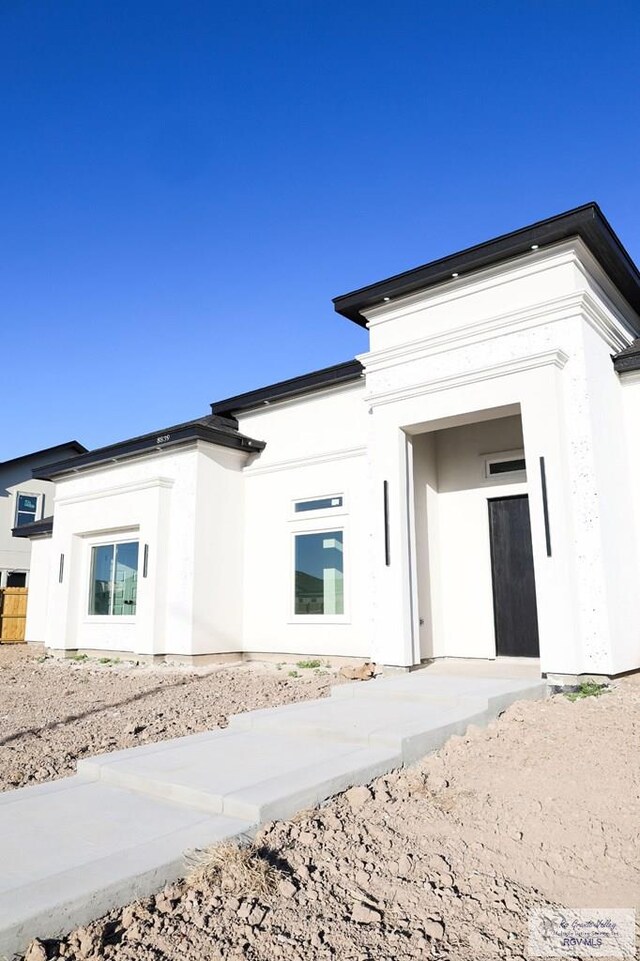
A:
488,495,540,658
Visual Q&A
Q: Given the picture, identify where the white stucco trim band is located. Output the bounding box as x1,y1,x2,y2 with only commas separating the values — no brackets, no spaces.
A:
361,293,630,377
365,350,570,409
244,446,367,476
56,477,175,507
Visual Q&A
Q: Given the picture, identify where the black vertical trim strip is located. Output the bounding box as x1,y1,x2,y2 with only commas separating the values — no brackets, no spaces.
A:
143,544,149,578
58,554,64,583
383,480,390,566
539,456,552,557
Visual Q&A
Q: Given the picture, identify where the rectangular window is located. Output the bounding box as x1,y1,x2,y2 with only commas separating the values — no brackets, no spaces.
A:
15,493,39,528
89,541,139,616
487,458,526,476
295,531,344,615
7,572,26,588
294,496,343,513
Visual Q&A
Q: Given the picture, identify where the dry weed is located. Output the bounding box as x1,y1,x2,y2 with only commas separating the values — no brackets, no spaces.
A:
186,841,281,897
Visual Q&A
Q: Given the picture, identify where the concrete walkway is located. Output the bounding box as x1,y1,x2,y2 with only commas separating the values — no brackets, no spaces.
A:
0,670,546,957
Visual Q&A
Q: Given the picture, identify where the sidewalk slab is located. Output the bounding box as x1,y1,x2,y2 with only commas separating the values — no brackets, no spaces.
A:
79,729,400,821
0,777,250,958
0,670,548,957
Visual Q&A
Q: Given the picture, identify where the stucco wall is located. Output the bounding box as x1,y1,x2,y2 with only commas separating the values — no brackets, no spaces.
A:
238,382,371,658
42,444,247,657
574,322,640,674
619,371,640,665
191,446,246,655
23,535,53,643
30,382,372,661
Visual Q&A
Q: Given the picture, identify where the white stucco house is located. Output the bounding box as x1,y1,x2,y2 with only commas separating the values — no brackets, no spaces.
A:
18,204,640,683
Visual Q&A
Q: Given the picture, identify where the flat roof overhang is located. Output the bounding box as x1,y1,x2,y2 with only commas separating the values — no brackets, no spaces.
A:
211,359,363,418
333,203,640,335
12,516,54,538
34,420,265,481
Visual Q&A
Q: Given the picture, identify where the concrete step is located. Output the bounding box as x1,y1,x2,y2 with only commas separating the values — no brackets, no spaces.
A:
228,696,490,764
78,729,399,822
331,672,548,718
0,776,250,958
229,675,547,763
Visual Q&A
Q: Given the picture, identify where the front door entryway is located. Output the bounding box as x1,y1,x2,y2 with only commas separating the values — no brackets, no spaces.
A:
488,495,540,658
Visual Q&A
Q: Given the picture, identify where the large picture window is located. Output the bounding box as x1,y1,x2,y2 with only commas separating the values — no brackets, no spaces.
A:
15,493,39,528
294,531,344,615
89,541,139,616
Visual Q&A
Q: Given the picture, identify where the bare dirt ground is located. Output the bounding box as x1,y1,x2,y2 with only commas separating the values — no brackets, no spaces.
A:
0,645,335,792
18,672,640,961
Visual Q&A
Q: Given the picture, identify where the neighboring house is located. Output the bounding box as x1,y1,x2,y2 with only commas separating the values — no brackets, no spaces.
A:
0,442,87,588
17,204,640,683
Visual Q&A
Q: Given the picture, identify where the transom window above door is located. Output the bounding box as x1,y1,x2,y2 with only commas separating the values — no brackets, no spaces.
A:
484,451,526,480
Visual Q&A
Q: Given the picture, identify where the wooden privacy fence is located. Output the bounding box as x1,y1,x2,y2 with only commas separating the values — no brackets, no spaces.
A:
0,588,28,643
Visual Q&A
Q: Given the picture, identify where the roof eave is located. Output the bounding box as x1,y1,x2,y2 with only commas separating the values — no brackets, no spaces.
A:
35,424,265,481
0,440,88,470
12,517,54,539
333,203,640,332
211,359,364,417
613,352,640,374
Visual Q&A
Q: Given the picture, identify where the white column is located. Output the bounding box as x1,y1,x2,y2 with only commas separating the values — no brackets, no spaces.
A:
367,419,418,667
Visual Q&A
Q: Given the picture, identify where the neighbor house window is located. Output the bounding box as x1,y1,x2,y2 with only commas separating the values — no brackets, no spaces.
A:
7,572,26,588
89,541,139,616
15,493,39,528
294,531,344,615
294,496,343,513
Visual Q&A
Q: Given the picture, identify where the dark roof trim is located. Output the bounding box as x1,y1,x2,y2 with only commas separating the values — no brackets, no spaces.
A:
333,203,640,334
0,441,87,470
12,516,54,538
613,339,640,374
34,417,266,480
211,359,364,417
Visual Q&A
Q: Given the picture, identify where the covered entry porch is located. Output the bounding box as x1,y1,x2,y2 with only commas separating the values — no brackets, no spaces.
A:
409,407,540,666
364,356,582,679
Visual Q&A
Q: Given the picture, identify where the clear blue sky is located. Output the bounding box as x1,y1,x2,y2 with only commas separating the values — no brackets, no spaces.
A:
3,0,639,457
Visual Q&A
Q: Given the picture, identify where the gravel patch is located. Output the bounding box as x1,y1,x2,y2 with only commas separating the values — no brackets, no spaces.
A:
18,673,640,960
0,645,336,792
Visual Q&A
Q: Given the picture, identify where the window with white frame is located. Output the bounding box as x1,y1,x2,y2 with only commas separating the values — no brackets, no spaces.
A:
15,493,40,528
294,531,344,615
89,541,139,616
294,495,343,513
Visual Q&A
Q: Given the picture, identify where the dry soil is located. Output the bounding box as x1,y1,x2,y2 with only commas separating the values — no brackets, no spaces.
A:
6,648,640,960
0,645,335,792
